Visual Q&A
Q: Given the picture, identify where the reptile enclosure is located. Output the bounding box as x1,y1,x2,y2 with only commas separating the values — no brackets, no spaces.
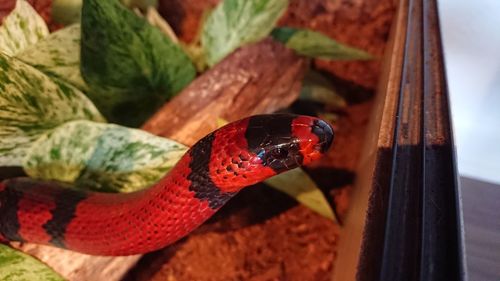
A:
1,0,466,280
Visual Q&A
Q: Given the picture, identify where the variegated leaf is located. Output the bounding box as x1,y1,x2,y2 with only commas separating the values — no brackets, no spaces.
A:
17,24,88,91
0,244,64,281
24,120,187,193
272,27,372,60
81,0,196,127
0,53,105,166
266,168,337,222
201,0,289,66
0,0,49,56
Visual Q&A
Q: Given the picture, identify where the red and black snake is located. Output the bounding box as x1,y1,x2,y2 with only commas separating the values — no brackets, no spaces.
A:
0,114,333,256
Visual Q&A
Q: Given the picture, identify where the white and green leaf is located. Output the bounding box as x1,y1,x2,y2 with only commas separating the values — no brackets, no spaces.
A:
266,168,337,222
17,24,87,91
24,120,187,193
0,53,104,166
81,0,196,127
201,0,289,66
0,0,49,56
0,244,64,281
272,27,373,60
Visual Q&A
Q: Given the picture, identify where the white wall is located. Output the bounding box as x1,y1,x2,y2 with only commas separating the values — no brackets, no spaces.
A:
439,0,500,184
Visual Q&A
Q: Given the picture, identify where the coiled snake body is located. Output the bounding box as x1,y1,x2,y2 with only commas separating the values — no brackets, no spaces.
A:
0,114,333,256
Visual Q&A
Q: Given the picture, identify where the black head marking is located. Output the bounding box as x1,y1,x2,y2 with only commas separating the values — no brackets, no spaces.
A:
245,114,303,173
245,114,296,150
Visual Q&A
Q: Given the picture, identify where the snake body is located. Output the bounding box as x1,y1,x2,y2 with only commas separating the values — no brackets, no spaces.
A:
0,114,333,256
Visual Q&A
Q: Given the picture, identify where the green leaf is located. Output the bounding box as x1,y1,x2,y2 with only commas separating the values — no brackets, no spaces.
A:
81,0,196,127
0,53,105,166
272,27,372,60
17,24,88,91
266,168,337,222
0,244,64,281
0,0,49,56
52,0,83,25
24,120,187,192
201,0,289,66
270,26,297,43
300,70,347,108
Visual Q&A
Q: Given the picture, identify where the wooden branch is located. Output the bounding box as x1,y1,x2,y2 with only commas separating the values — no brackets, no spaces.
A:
14,39,305,281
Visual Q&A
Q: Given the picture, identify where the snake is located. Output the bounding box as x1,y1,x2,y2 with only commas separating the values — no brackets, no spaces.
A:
0,114,334,256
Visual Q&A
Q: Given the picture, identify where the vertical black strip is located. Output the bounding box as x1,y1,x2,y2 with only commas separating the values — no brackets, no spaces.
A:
379,0,424,279
420,0,464,279
0,184,25,242
43,189,87,248
376,0,465,280
188,133,234,209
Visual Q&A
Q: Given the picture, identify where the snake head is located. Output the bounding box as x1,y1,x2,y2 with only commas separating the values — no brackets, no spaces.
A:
209,114,334,192
244,114,334,172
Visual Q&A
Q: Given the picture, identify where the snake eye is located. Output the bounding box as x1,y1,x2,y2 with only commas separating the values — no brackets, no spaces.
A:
271,147,288,159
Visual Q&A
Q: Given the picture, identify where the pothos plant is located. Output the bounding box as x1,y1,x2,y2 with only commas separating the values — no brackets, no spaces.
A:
0,0,371,277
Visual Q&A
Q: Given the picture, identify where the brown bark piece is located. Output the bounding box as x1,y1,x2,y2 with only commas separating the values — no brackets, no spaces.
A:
13,243,141,281
142,39,305,146
11,39,305,281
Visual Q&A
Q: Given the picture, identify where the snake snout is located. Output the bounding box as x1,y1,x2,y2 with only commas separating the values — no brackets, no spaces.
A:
311,119,334,153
